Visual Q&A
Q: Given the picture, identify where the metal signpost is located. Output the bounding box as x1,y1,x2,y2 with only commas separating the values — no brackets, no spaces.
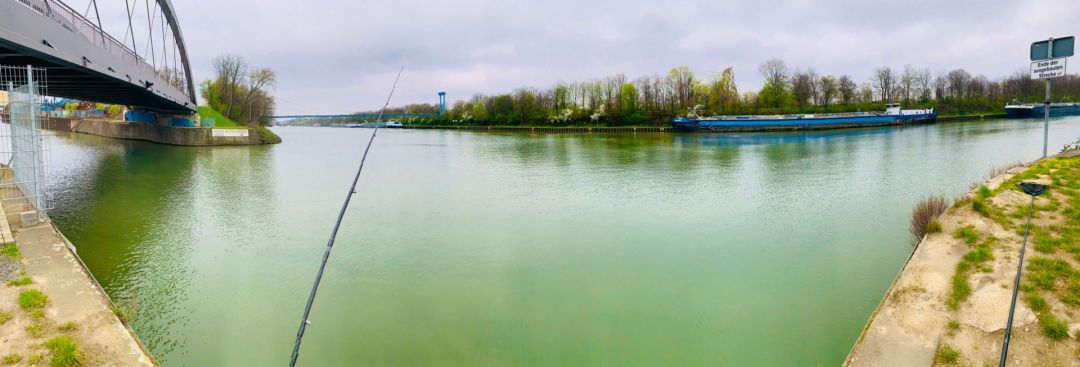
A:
1030,36,1074,158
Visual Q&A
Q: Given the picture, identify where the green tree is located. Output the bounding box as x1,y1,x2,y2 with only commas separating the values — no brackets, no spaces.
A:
819,75,838,108
708,67,739,113
471,100,489,122
619,83,639,117
758,58,790,108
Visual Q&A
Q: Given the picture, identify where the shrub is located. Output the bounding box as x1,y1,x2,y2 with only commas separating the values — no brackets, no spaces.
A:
0,311,11,325
977,185,992,200
44,336,82,367
910,196,949,246
18,289,47,310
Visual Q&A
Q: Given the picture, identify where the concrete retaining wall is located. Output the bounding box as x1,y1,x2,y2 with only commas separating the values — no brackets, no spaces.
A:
44,118,263,146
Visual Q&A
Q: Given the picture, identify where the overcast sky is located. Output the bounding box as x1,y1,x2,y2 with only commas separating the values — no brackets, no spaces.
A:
70,0,1079,115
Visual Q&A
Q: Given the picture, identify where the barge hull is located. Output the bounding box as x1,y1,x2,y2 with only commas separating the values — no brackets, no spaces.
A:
672,116,937,133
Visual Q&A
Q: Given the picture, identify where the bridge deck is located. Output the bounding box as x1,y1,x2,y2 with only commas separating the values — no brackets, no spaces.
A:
0,0,195,113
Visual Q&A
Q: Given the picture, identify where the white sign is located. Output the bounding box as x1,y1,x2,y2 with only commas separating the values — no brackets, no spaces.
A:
212,129,249,137
1031,57,1067,79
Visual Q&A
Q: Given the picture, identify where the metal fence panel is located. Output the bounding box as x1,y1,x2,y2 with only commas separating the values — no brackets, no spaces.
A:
0,65,51,222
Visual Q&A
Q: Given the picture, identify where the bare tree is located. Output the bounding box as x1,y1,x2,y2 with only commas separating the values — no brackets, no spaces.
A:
759,58,788,88
667,66,696,110
791,69,814,107
758,58,789,107
806,68,820,105
819,75,838,108
945,69,971,99
916,68,932,101
212,55,248,119
859,82,876,103
838,75,856,105
872,66,895,102
243,68,276,125
899,65,917,102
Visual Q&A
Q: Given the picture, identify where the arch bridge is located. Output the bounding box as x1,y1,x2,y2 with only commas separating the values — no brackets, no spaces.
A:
0,0,196,114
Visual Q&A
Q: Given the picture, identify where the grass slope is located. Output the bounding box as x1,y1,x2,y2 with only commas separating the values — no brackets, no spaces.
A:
197,106,244,129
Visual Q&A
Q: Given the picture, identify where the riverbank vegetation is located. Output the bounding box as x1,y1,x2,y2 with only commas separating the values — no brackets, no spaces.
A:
199,55,278,127
196,106,243,129
910,196,948,245
851,150,1080,364
328,60,1080,127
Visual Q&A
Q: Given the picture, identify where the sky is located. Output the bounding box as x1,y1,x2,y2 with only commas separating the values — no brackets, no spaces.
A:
67,0,1079,115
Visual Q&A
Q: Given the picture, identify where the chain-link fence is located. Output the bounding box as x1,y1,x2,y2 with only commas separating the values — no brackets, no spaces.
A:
0,64,51,227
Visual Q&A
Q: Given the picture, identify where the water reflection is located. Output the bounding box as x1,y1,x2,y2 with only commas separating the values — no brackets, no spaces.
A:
47,132,198,356
38,117,1080,366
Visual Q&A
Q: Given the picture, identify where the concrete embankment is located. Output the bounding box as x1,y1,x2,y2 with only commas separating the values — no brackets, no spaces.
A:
44,117,275,146
935,113,1008,122
845,150,1080,366
0,168,155,365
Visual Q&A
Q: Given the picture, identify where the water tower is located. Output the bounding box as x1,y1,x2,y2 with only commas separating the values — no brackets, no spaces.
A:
438,91,446,115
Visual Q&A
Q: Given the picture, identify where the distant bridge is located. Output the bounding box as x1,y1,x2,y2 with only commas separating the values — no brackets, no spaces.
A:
271,92,448,120
0,0,196,114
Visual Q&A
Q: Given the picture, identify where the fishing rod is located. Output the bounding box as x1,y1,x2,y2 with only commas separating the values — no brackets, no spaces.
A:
999,181,1049,366
289,66,405,367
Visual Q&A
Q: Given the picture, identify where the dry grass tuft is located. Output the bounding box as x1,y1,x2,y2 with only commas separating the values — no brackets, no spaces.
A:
911,195,950,246
987,161,1025,180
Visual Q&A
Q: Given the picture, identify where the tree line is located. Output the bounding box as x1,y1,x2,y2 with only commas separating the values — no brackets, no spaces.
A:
394,59,1080,126
200,55,277,126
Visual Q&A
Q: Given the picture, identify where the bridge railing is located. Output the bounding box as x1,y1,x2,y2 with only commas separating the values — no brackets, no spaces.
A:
13,0,188,98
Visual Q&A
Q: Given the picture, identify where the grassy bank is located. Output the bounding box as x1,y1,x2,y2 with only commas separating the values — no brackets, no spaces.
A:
198,105,282,144
197,106,244,129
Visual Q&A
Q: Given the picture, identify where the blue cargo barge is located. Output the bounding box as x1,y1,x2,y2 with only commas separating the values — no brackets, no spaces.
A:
672,104,937,132
1005,103,1080,118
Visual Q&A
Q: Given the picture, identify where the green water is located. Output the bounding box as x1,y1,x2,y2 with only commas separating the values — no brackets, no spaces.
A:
45,117,1080,366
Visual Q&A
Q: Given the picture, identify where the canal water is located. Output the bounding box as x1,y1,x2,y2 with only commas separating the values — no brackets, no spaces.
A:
44,117,1080,366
